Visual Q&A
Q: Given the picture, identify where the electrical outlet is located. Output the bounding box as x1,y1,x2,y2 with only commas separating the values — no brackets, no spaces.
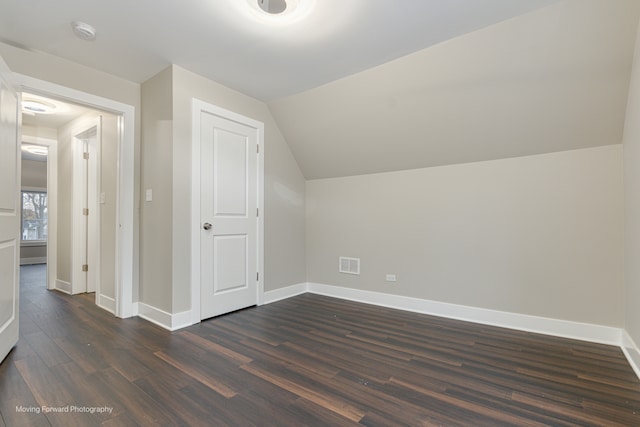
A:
386,274,397,282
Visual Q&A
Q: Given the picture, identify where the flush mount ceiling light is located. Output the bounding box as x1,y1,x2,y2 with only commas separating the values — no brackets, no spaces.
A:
245,0,314,23
71,21,97,41
21,145,49,156
22,98,57,115
257,0,287,14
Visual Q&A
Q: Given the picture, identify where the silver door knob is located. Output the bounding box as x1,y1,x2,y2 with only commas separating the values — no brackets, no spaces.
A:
203,222,212,231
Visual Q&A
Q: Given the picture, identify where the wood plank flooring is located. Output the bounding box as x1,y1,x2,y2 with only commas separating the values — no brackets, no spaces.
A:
2,265,640,426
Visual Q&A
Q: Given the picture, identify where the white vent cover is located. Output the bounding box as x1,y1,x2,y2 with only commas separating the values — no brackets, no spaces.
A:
339,257,360,275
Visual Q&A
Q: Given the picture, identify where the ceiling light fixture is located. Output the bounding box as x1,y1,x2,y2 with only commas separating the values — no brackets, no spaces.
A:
21,145,49,156
71,21,97,41
257,0,287,14
22,99,56,115
245,0,314,23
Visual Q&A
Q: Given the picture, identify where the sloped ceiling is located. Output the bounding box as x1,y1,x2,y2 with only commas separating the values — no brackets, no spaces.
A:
269,0,640,179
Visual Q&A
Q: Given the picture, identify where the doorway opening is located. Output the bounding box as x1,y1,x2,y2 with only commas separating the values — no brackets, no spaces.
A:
21,92,120,314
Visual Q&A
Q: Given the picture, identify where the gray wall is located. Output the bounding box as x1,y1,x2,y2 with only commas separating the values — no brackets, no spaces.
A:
21,159,47,188
139,65,306,314
100,114,119,300
57,117,74,283
140,67,174,311
624,16,640,348
306,145,624,327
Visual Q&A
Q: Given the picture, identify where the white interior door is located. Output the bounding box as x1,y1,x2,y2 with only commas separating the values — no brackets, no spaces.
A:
72,121,100,294
200,111,258,319
0,57,20,363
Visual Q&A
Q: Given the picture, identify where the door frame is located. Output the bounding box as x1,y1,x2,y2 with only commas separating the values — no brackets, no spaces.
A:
71,119,101,295
14,74,135,318
190,98,264,325
20,134,57,291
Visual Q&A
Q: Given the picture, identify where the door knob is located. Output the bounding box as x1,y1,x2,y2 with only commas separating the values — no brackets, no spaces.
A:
203,222,212,231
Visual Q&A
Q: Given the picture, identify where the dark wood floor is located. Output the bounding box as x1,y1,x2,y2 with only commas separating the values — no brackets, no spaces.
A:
2,266,640,426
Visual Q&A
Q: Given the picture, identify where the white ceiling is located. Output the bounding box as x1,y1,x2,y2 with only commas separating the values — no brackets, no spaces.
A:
4,0,636,180
0,0,559,101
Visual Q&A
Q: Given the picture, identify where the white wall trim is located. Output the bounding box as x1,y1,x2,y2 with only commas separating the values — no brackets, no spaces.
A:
19,257,46,265
306,283,622,345
262,283,308,304
54,279,72,294
97,294,116,314
137,303,192,331
14,73,135,319
190,98,265,325
622,331,640,380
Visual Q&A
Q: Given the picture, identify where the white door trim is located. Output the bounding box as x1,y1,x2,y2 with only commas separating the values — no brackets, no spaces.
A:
190,98,264,324
71,119,100,295
21,135,57,291
14,73,135,318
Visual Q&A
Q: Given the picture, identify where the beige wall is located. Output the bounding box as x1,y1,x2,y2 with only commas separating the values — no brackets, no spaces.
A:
306,145,624,327
624,18,640,345
140,67,174,311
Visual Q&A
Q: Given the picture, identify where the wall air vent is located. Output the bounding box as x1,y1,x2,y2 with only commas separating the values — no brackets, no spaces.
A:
339,257,360,275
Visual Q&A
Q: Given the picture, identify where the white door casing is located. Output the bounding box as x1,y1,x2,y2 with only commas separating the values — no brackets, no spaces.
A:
14,74,135,318
0,57,20,363
21,135,58,291
72,120,101,295
191,99,264,323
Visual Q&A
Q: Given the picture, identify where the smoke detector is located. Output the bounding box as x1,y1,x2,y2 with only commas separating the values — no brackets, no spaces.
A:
71,21,97,41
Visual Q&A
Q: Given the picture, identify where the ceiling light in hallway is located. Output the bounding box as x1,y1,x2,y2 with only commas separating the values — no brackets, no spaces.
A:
71,21,97,41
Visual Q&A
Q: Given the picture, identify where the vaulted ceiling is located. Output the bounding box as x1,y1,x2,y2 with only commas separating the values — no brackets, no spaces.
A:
2,0,638,179
270,0,640,178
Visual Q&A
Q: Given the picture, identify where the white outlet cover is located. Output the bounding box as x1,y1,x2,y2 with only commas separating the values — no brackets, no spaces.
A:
145,188,153,202
386,274,397,282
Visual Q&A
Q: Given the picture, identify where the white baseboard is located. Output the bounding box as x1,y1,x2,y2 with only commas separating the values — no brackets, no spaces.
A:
262,283,308,304
20,257,46,265
55,279,72,294
306,283,622,346
622,331,640,380
98,294,116,314
136,302,192,331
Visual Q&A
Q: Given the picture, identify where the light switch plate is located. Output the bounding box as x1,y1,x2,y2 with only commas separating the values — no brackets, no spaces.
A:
145,188,153,202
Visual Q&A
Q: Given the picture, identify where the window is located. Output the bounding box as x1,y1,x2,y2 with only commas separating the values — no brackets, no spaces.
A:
21,191,48,242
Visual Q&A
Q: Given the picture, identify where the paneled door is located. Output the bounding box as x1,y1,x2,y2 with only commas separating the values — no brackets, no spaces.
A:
199,110,259,319
0,56,20,363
